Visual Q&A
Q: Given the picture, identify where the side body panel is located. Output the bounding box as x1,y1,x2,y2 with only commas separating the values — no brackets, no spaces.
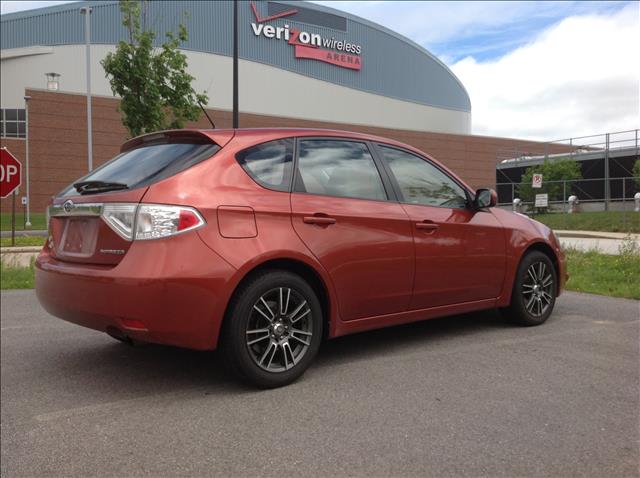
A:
491,208,566,307
401,204,506,309
290,193,414,321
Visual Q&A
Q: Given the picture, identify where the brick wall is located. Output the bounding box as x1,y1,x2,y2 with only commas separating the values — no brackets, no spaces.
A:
1,89,566,214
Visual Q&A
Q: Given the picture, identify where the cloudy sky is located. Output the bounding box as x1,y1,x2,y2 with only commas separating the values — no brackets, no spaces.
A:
2,0,639,140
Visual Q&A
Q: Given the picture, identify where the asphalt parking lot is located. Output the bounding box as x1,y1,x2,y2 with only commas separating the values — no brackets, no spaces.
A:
1,290,638,477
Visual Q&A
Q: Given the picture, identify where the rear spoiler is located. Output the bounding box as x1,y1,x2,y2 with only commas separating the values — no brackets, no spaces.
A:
120,129,235,153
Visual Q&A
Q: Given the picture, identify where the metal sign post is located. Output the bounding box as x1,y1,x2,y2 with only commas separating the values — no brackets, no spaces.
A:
22,196,27,228
12,190,16,247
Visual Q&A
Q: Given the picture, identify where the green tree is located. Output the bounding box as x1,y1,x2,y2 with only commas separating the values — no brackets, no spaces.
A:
633,160,640,190
101,0,208,137
517,158,582,205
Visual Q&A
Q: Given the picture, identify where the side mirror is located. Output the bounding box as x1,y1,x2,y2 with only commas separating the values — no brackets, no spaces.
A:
474,188,497,209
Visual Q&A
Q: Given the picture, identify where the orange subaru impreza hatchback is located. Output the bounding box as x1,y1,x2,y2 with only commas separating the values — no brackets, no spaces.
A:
36,128,566,388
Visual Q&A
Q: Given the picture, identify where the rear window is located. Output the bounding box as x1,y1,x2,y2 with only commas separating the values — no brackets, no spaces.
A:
236,139,293,192
61,139,220,196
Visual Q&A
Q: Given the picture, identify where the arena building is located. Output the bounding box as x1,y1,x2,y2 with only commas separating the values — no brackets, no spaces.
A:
0,0,562,212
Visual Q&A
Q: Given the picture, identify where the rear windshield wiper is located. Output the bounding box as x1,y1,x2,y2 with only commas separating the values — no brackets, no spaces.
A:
74,180,129,195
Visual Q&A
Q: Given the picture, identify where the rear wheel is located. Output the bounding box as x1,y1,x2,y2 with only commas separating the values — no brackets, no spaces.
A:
221,270,323,388
504,251,557,326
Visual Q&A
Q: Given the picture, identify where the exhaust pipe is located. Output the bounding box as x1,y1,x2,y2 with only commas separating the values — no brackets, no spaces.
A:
106,326,134,346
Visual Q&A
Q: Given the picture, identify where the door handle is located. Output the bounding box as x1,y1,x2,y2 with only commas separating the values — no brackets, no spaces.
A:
416,221,439,232
303,215,336,226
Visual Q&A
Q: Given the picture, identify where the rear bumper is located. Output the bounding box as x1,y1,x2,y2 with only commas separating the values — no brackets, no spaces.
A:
35,233,236,350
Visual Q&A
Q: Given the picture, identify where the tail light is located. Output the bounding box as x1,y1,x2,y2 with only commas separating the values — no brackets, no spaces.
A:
102,204,137,240
101,203,205,241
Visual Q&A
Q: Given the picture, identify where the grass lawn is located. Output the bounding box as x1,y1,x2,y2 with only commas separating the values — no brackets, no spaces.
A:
0,261,35,290
0,212,47,231
564,248,640,300
532,211,640,233
0,236,46,248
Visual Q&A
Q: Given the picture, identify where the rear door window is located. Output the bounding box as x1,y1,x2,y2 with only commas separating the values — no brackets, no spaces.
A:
61,139,220,196
295,139,387,201
236,138,294,192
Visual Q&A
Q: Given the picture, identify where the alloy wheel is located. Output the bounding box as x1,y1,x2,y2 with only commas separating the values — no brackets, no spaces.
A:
245,287,314,373
522,261,554,317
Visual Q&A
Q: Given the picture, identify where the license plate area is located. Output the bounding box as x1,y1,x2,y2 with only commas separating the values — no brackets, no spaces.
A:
58,217,99,258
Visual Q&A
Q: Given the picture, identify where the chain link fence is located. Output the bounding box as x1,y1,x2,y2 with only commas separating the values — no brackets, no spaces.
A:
496,176,640,231
496,130,639,231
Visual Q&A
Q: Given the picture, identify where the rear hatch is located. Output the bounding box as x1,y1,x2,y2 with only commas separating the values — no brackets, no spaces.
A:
47,130,223,266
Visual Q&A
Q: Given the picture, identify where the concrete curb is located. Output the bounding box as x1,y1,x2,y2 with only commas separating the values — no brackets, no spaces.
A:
554,230,640,240
0,247,40,268
0,230,48,238
0,246,42,253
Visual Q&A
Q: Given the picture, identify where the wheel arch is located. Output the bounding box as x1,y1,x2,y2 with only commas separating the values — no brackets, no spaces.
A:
521,241,561,294
218,257,333,347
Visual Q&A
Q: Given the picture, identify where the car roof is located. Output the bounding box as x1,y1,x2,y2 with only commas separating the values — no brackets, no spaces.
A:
212,127,450,159
127,127,422,154
123,128,474,192
207,127,409,145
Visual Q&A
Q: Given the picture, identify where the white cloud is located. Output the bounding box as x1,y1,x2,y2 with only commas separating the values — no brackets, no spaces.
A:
451,4,640,140
315,1,537,46
312,1,627,56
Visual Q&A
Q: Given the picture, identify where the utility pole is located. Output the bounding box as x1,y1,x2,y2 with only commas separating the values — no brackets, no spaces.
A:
24,95,31,228
80,6,93,171
232,0,239,128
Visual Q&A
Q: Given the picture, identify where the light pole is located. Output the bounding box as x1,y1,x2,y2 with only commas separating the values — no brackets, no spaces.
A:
23,95,31,227
232,0,239,128
80,6,93,172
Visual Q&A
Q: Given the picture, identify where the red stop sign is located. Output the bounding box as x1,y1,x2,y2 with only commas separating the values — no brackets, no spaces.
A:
1,147,22,198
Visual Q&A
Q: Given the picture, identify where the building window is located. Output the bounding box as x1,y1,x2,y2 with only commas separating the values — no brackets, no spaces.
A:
1,109,26,138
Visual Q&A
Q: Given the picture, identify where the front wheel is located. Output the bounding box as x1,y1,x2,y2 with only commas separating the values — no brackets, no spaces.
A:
221,270,323,388
503,251,557,326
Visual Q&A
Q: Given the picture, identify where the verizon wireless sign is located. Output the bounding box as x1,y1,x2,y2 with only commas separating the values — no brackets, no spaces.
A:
250,2,362,71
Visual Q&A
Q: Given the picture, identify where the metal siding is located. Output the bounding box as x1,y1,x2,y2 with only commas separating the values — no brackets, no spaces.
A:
268,2,347,31
1,0,470,112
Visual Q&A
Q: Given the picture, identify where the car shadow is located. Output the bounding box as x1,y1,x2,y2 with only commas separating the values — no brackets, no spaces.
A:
316,308,507,368
45,308,510,397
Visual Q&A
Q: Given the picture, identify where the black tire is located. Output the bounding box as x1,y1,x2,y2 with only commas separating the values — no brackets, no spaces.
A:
503,250,557,326
220,270,323,388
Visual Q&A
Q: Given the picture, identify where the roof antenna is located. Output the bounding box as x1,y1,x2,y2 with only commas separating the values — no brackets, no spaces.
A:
165,83,216,129
198,99,216,129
